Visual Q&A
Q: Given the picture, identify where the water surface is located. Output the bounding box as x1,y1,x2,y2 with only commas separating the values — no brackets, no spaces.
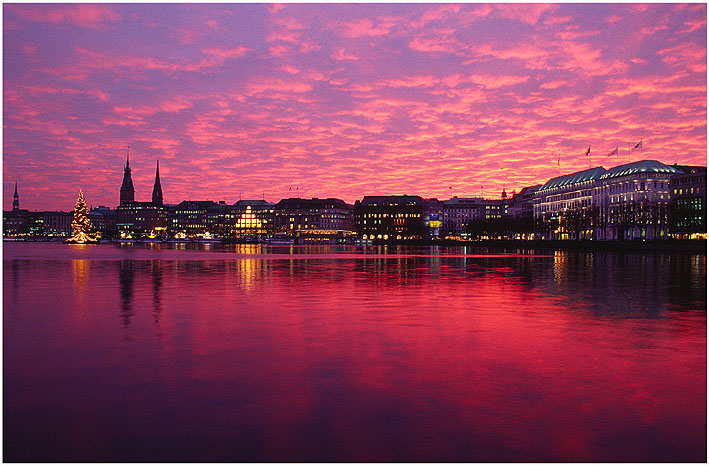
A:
4,242,706,461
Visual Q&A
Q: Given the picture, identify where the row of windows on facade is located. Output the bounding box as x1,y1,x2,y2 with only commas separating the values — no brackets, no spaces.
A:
674,186,701,195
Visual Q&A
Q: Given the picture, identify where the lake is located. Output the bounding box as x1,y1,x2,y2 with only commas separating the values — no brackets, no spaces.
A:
3,242,706,462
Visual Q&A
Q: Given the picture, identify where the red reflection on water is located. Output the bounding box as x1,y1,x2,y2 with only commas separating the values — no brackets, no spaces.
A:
3,244,706,462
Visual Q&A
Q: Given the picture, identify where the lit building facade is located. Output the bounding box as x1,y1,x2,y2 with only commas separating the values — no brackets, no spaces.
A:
482,198,511,221
423,198,443,239
3,210,42,237
443,197,483,237
205,202,232,236
600,160,679,240
231,200,275,238
353,196,424,240
669,165,706,239
44,211,73,236
534,160,682,240
274,198,353,234
534,167,605,240
115,202,168,234
170,200,218,236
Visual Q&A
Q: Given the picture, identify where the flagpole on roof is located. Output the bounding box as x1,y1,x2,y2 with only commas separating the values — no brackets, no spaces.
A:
627,142,631,164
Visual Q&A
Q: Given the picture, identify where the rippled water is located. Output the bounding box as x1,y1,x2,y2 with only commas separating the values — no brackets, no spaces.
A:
3,242,706,462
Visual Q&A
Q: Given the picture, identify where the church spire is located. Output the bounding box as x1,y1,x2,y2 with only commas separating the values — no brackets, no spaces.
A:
119,146,134,206
152,160,163,206
12,181,19,211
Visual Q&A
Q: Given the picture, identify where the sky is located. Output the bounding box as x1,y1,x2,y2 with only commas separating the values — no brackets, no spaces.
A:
3,3,707,211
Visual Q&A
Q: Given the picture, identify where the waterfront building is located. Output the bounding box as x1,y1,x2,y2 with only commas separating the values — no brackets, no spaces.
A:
89,206,116,233
3,209,41,237
534,166,606,240
170,200,218,236
232,200,275,238
507,185,541,239
353,195,424,240
508,185,540,220
206,202,231,236
3,181,40,236
482,197,511,221
423,198,443,239
115,202,168,235
443,197,483,238
533,160,682,241
274,198,353,234
43,211,73,236
462,194,514,240
599,160,679,240
115,158,168,235
669,165,706,239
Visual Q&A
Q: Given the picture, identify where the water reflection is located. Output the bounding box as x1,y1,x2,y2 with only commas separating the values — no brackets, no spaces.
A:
151,260,163,325
72,259,89,307
119,260,135,328
3,243,706,462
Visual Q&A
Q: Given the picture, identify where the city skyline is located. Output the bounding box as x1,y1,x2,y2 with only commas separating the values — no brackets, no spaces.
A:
4,3,707,211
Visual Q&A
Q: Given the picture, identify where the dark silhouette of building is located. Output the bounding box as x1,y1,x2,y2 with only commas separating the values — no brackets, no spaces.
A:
115,156,167,236
89,206,116,233
12,182,19,211
120,152,135,206
507,185,541,239
152,160,163,206
43,211,72,235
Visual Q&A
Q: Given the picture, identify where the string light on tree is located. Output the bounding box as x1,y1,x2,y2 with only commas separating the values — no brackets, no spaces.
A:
64,190,99,244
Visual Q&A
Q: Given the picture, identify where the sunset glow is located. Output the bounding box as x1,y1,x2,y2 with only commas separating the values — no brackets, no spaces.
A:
3,3,707,211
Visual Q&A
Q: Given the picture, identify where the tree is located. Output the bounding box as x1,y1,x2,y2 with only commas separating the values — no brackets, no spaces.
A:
65,190,98,244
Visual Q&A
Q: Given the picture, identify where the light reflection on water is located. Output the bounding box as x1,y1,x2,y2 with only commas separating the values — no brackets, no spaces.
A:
3,242,706,462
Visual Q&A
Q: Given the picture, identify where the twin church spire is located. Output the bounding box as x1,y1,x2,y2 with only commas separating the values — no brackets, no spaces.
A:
119,148,163,206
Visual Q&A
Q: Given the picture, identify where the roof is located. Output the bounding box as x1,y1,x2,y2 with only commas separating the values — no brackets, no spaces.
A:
443,197,483,206
539,166,606,191
233,199,274,207
359,195,423,206
517,184,542,196
599,160,681,180
669,164,707,175
275,197,350,210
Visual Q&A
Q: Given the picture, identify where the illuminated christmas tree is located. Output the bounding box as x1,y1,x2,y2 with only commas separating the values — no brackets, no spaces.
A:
65,190,99,244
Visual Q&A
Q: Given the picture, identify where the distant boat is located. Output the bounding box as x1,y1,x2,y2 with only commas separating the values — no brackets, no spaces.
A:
265,234,295,245
64,237,100,244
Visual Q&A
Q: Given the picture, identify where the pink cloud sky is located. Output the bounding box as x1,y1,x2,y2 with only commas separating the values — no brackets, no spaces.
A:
3,3,706,211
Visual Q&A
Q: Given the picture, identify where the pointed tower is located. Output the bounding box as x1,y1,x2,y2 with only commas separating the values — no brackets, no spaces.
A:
12,181,19,211
120,148,135,206
152,160,163,206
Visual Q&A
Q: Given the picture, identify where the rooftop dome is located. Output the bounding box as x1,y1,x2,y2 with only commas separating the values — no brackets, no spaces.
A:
599,160,682,179
540,166,607,191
